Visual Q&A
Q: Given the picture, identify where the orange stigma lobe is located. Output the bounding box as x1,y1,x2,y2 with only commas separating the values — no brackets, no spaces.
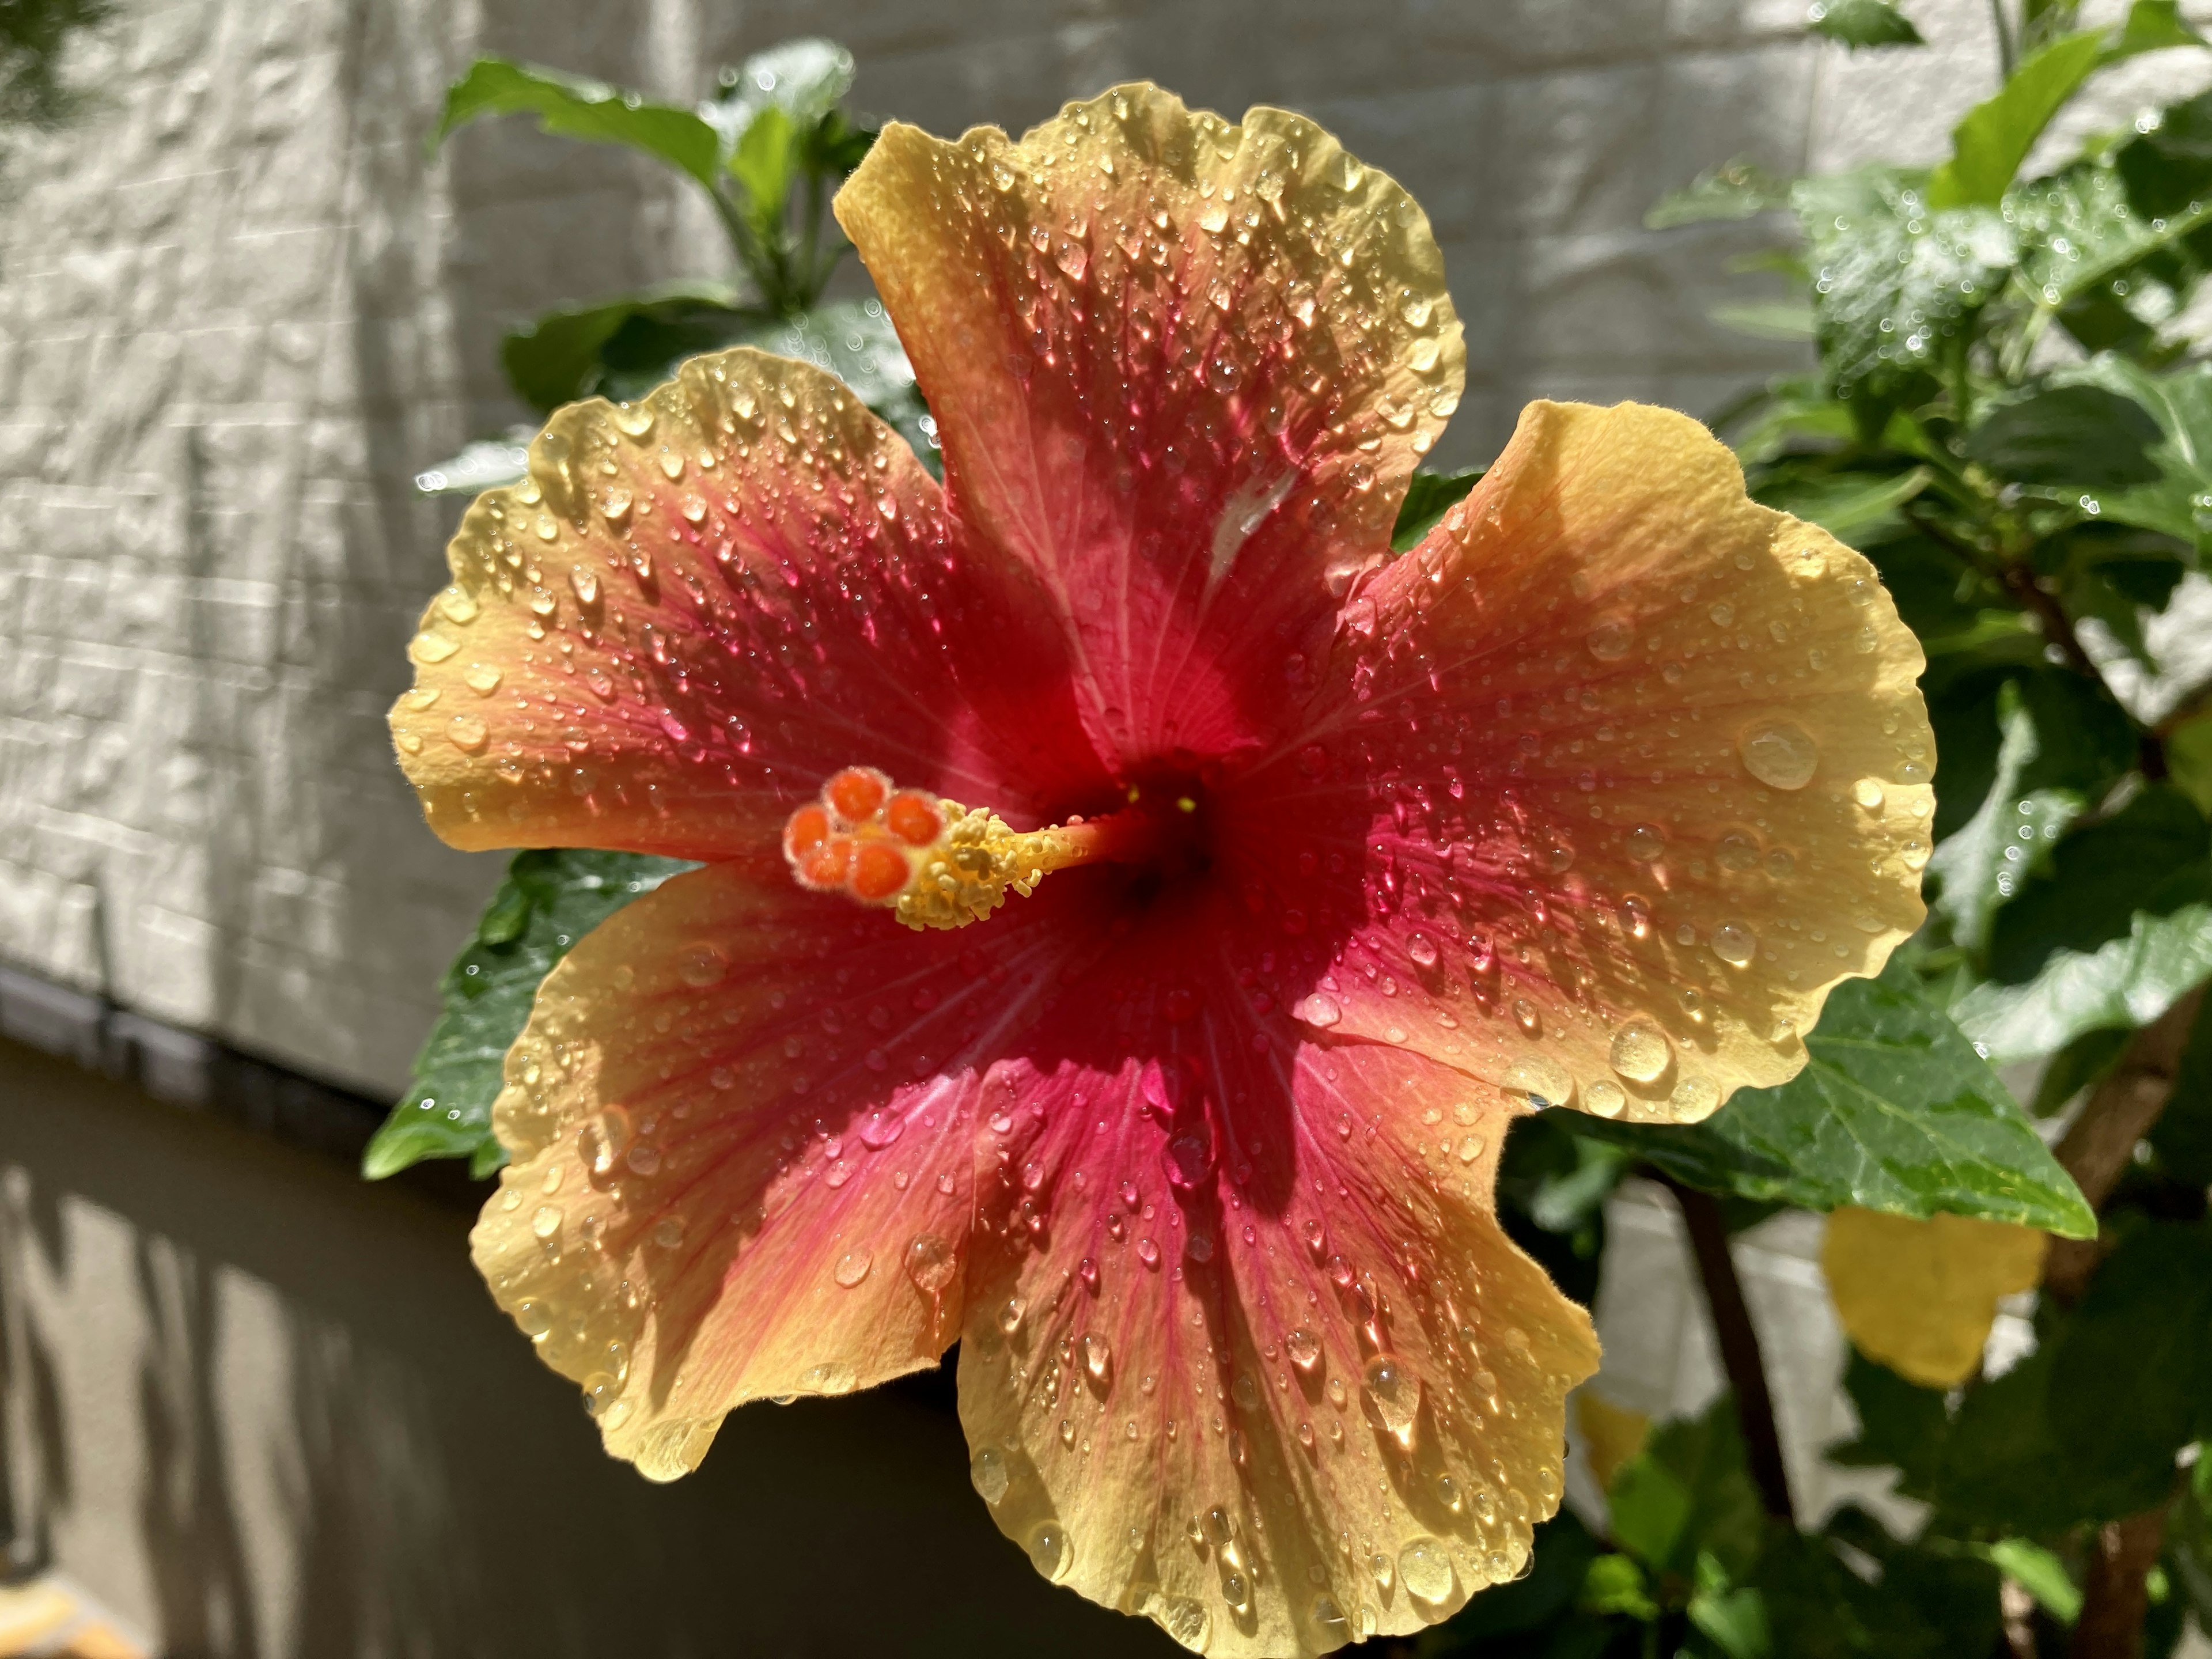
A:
781,768,1160,930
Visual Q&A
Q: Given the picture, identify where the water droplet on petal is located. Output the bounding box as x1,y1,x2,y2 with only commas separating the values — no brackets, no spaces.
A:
1585,1080,1627,1119
1361,1353,1420,1445
1669,1076,1722,1120
1407,933,1439,969
1608,1025,1671,1084
1399,1536,1455,1605
906,1233,956,1295
1502,1055,1572,1108
1854,777,1887,809
1285,1328,1322,1372
971,1446,1010,1504
1625,823,1665,862
1028,1521,1068,1579
1711,921,1758,967
835,1248,872,1287
1083,1332,1113,1384
1298,992,1342,1028
1738,719,1819,790
998,1296,1028,1335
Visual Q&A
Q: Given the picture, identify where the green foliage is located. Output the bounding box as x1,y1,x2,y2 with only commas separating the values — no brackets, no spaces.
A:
1809,0,1925,50
1391,468,1484,551
1571,959,2095,1236
417,37,900,497
1926,31,2105,209
437,59,723,188
0,0,115,128
366,851,692,1180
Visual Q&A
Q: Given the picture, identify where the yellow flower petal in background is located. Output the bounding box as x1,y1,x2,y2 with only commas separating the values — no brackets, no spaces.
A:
1576,1391,1653,1493
1823,1206,2048,1389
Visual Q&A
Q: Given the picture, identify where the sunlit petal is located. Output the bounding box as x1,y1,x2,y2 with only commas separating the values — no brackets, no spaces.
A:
953,931,1595,1654
392,347,1104,859
836,85,1464,767
1240,400,1931,1123
469,860,1080,1479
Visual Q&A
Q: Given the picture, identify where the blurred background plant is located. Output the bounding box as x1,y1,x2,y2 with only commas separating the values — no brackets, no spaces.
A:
371,6,2212,1654
0,0,115,130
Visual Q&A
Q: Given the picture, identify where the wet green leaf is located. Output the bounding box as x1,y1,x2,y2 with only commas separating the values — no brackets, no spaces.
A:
1928,672,2135,960
436,57,721,189
1793,169,2014,400
1957,786,2212,1060
366,849,694,1179
1574,959,2095,1234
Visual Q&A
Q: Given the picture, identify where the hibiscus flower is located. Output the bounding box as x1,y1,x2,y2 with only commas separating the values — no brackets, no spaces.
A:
391,85,1930,1654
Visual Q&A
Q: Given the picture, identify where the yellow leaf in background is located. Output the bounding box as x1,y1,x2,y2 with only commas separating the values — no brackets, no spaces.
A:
1577,1390,1654,1492
1823,1206,2049,1388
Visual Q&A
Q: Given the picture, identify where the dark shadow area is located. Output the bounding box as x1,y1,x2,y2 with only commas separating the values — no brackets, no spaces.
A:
0,1037,1170,1656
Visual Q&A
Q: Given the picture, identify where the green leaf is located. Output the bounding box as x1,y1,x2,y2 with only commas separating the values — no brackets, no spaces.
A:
1756,467,1929,546
498,280,753,415
2109,0,2206,58
1956,891,2212,1061
2046,1220,2212,1498
1607,1398,1765,1586
1392,468,1483,551
1926,31,2107,210
365,849,694,1179
1688,1554,1770,1659
1573,959,2096,1235
728,101,800,223
436,58,721,190
493,294,926,463
2065,357,2212,548
1809,0,1926,48
1989,783,2212,977
2168,710,2212,815
1830,1348,1950,1480
2149,976,2212,1184
1981,1539,2081,1623
1961,384,2164,487
1792,169,2014,400
2031,1021,2131,1114
1576,1552,1660,1620
1709,300,1816,340
1647,158,1792,229
1927,672,2135,960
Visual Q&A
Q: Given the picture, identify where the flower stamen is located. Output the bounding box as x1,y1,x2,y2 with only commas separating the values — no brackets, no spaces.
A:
783,767,1160,930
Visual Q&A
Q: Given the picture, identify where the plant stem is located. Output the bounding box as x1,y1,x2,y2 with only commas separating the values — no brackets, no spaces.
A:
2044,986,2205,1303
2043,991,2201,1657
1995,562,2169,779
1653,1173,1796,1524
2072,1507,2172,1659
1991,0,2018,80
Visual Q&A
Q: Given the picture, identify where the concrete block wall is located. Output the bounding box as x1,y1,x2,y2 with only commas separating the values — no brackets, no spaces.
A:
0,0,2208,1097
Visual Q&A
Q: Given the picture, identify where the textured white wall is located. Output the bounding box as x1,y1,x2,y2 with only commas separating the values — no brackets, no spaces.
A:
0,0,2207,1096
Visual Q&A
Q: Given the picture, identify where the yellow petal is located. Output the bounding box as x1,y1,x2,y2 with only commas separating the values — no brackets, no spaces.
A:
1823,1206,2048,1388
1575,1391,1653,1492
1268,400,1934,1124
